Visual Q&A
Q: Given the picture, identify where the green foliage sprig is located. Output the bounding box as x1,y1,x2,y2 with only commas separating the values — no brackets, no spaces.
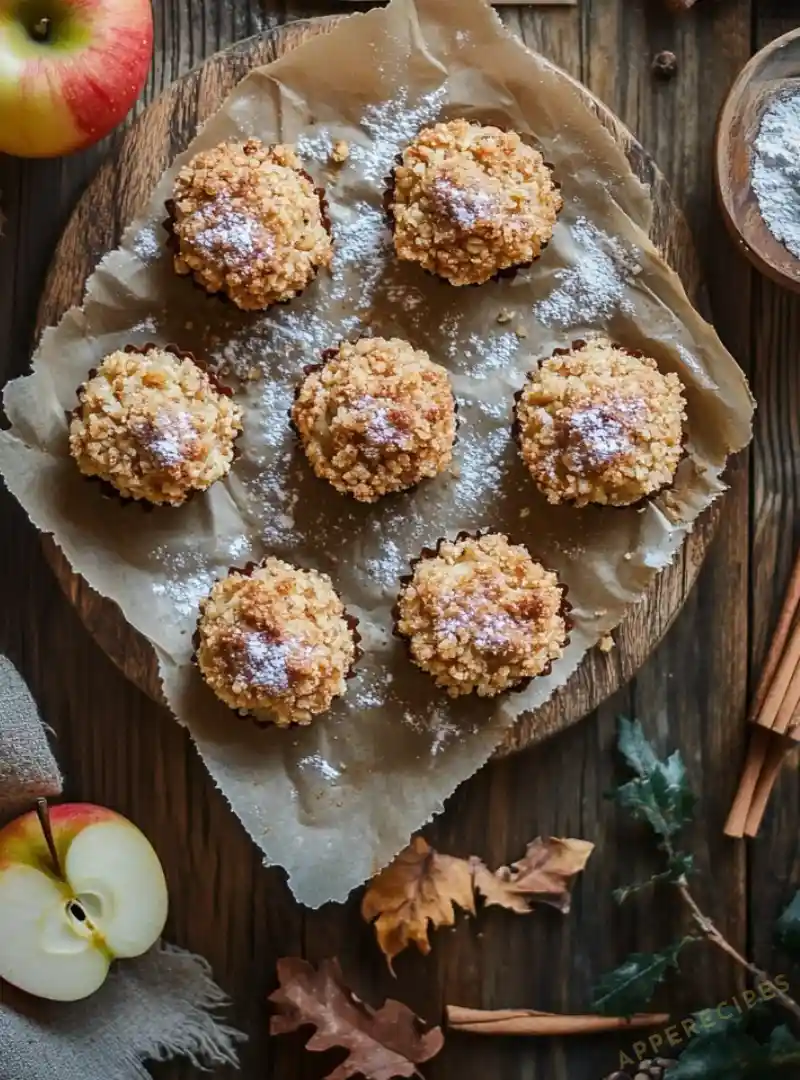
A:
592,719,800,1077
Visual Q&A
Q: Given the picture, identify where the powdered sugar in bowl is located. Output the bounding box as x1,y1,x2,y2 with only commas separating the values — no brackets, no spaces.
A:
716,27,800,292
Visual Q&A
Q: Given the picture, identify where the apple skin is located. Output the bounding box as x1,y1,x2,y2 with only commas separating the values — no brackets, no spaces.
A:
0,0,154,158
0,803,169,1001
0,802,112,872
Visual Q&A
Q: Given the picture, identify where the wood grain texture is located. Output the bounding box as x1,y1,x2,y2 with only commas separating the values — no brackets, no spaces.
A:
746,0,800,996
38,17,716,760
0,2,780,1079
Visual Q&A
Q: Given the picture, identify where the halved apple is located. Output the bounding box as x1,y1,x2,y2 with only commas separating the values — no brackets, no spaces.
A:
0,803,168,1001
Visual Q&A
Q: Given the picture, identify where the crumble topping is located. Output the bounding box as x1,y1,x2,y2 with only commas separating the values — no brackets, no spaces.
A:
196,558,356,725
69,347,242,506
515,338,686,507
395,532,568,697
389,119,562,286
292,337,457,502
170,137,332,310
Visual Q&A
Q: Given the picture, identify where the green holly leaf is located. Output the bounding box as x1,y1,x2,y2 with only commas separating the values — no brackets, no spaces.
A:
591,938,690,1017
668,1026,762,1079
767,1023,800,1064
668,1015,800,1079
618,716,661,775
776,892,800,958
614,718,697,841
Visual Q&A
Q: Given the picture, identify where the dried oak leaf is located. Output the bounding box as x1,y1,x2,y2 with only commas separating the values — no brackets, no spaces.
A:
360,836,475,970
473,837,595,914
269,956,444,1080
362,835,594,967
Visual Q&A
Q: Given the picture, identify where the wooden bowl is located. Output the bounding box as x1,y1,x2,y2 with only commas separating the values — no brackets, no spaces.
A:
716,27,800,292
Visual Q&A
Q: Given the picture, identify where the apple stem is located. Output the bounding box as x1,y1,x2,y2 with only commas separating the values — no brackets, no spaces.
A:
36,798,64,880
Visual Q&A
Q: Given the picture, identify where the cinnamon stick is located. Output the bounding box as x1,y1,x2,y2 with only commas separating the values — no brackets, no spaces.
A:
744,736,792,837
750,551,800,718
445,1006,670,1036
755,618,800,732
725,551,800,838
724,727,771,838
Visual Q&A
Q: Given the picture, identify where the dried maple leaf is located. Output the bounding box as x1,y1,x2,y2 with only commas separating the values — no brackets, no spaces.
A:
473,837,595,914
360,836,475,970
269,956,444,1080
363,835,594,966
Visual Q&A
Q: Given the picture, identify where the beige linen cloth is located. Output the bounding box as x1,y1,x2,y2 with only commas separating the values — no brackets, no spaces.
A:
0,656,244,1080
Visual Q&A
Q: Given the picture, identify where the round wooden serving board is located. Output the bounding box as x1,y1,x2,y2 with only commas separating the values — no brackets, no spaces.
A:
38,17,718,757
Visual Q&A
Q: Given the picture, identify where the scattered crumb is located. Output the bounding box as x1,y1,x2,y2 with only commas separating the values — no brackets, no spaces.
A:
514,325,528,338
331,140,350,164
623,552,633,561
496,308,513,324
184,320,194,330
519,507,531,518
598,634,615,653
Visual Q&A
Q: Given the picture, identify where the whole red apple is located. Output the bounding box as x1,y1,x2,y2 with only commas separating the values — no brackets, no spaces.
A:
0,0,153,158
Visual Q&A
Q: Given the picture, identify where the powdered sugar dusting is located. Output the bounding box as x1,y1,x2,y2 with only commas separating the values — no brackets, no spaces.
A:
133,409,197,468
353,397,411,451
435,600,520,652
298,753,342,781
429,175,498,229
557,398,642,473
237,631,294,692
349,86,447,183
296,129,336,162
150,539,250,618
190,199,275,269
132,225,163,262
535,217,639,327
752,89,800,260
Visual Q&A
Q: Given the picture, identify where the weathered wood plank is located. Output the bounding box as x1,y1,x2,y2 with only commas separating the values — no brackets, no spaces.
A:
747,3,800,988
0,3,761,1080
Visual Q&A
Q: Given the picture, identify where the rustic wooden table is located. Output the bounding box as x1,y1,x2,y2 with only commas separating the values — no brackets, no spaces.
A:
0,2,797,1079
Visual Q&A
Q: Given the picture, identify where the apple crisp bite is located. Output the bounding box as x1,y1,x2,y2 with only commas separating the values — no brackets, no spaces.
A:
395,532,569,697
69,345,242,506
388,118,562,286
196,559,357,726
292,337,457,503
514,338,686,507
168,137,332,310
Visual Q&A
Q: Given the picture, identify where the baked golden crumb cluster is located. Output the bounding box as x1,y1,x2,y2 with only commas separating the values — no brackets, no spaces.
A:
389,119,562,286
170,138,332,310
515,339,686,507
69,347,242,506
196,558,356,725
395,533,568,697
292,337,457,503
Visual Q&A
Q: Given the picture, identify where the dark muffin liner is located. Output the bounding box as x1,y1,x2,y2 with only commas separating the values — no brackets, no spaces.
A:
392,528,572,697
163,159,332,310
383,138,562,288
70,342,242,511
191,558,362,730
511,339,687,512
287,339,461,503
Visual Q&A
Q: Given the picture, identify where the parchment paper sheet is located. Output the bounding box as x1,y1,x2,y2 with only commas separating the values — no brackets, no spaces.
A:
0,0,753,906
